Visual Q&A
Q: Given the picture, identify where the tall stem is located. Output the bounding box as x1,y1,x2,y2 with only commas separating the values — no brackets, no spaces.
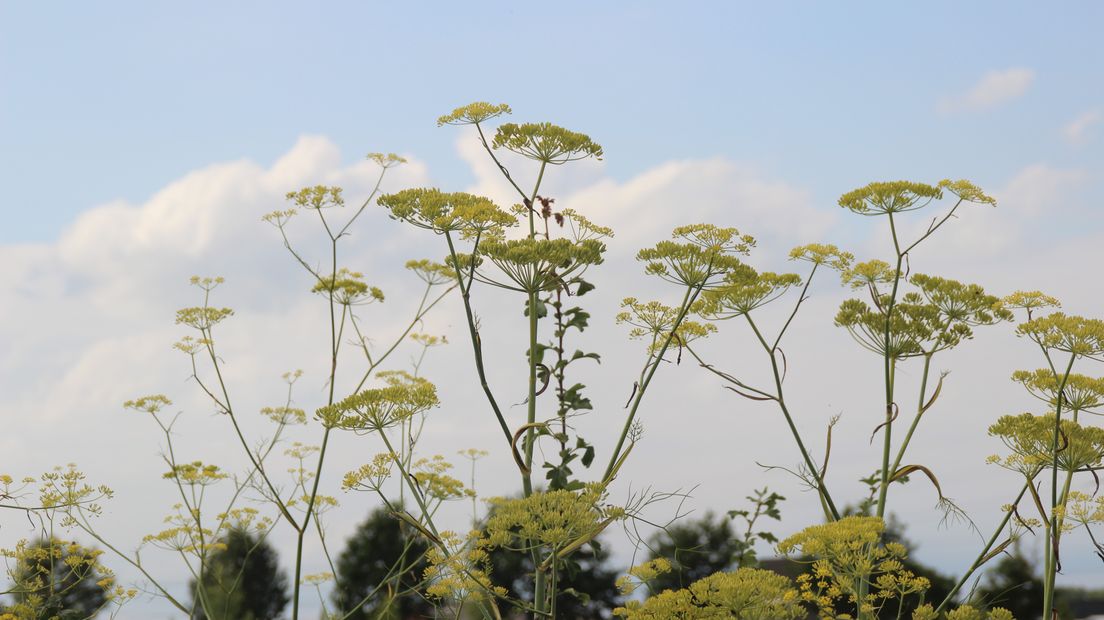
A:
877,213,905,519
746,314,841,521
1042,354,1077,619
603,285,700,481
935,480,1030,613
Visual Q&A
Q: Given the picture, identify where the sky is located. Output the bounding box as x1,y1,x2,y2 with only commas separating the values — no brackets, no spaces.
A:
2,2,1104,617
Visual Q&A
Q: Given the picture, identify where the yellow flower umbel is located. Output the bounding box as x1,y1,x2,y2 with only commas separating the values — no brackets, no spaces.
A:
311,268,384,306
614,567,805,619
838,181,948,216
437,101,512,126
988,412,1104,477
1011,369,1104,414
778,516,930,619
835,274,1009,359
475,235,606,293
637,224,755,289
378,188,516,236
696,267,802,319
618,297,716,353
315,371,438,432
482,484,623,557
492,122,603,164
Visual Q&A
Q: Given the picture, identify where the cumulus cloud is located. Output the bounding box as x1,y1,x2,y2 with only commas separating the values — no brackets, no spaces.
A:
938,67,1035,113
1063,108,1102,144
3,137,1103,618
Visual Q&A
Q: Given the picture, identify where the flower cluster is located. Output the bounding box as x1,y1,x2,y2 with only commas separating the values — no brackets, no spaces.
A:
614,567,804,619
835,274,1008,358
285,185,344,210
162,461,229,487
779,516,930,618
379,188,516,236
405,259,456,286
492,122,603,164
987,412,1104,476
1016,312,1104,356
482,484,623,555
175,306,234,330
789,243,854,271
1012,368,1104,414
311,268,384,305
637,224,755,288
413,455,469,502
476,236,605,293
696,268,802,319
341,453,394,493
422,530,504,603
617,297,716,352
315,371,439,431
436,101,512,126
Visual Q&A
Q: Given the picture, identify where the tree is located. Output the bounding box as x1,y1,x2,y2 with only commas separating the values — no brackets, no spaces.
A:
645,511,743,593
331,506,432,620
191,528,289,620
3,538,107,619
487,539,621,619
974,546,1044,620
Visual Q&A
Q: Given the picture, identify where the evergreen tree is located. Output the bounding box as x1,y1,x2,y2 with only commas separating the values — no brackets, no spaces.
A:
331,506,432,619
487,540,621,619
191,528,289,620
974,546,1044,620
646,511,745,593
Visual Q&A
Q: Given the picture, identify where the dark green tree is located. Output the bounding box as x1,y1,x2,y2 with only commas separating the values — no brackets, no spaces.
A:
974,545,1044,620
331,506,432,620
487,539,621,619
190,528,289,620
3,538,107,619
645,511,743,593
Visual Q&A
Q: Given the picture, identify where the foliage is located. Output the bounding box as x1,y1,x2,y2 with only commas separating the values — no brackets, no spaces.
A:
189,528,289,620
1,539,109,620
330,505,432,620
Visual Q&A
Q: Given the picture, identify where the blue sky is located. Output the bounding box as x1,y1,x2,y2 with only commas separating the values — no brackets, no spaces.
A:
3,2,1101,242
3,3,1104,616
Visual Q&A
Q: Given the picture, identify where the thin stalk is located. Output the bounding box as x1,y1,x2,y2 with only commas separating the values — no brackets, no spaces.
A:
888,353,933,478
603,284,699,481
935,481,1030,613
443,231,514,448
877,213,905,519
524,162,548,614
1042,353,1077,618
746,314,841,521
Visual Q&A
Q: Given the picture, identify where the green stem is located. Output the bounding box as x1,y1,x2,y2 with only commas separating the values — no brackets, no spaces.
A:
443,231,515,448
745,314,841,521
1042,353,1077,619
603,284,700,481
936,481,1030,613
888,353,933,479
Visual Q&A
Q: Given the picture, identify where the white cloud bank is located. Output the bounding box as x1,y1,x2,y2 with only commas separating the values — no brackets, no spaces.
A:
2,137,1102,616
938,67,1035,113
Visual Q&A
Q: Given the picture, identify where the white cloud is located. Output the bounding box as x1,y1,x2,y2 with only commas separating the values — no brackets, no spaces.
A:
1062,108,1102,144
938,68,1035,113
3,138,1104,618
